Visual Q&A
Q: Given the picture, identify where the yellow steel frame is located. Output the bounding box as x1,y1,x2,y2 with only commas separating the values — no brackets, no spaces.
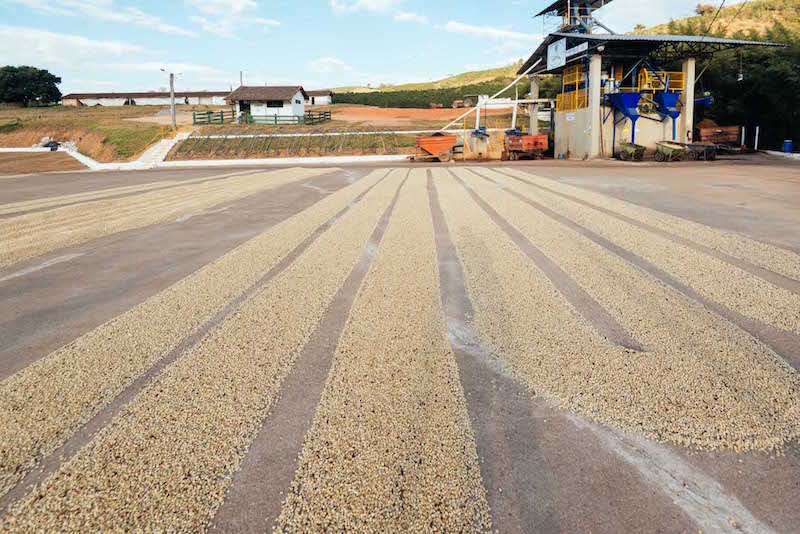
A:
637,69,685,92
556,89,588,112
557,65,589,112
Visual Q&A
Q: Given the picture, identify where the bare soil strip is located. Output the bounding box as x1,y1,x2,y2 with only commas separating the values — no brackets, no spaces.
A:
0,167,335,267
500,168,800,289
438,168,800,452
275,170,491,533
484,168,800,337
473,168,800,366
209,171,406,533
0,169,388,502
0,169,260,217
0,171,405,532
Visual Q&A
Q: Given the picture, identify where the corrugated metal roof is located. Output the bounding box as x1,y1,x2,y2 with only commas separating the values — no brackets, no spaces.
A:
62,91,230,100
306,89,333,97
550,32,785,46
518,31,785,74
226,86,307,102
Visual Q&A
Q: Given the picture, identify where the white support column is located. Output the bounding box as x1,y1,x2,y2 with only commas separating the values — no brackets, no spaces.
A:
529,75,540,134
588,54,602,158
681,58,696,143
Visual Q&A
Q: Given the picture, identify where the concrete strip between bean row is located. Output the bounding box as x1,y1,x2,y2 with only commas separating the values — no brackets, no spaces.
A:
0,169,406,532
0,168,387,502
275,169,492,533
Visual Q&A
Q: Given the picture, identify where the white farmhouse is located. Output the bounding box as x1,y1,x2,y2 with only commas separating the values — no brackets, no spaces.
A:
305,89,333,106
226,86,307,119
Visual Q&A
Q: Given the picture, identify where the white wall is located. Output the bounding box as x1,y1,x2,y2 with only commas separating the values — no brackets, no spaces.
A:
75,95,225,107
239,93,305,117
291,90,305,116
308,95,332,106
78,98,127,106
554,106,681,159
136,97,176,106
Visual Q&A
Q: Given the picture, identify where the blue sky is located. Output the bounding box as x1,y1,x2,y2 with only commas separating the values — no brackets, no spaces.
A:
0,0,731,94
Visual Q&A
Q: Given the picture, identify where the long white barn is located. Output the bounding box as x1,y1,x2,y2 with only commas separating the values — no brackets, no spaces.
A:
62,91,230,107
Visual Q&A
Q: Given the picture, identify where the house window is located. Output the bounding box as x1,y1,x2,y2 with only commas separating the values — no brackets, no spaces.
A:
295,99,302,104
267,100,283,108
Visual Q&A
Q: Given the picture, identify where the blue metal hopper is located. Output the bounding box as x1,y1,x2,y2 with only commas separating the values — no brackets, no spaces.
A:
653,92,681,140
606,92,642,146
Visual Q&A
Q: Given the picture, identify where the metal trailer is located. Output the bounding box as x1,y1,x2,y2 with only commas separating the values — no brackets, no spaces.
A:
412,133,458,162
504,133,549,160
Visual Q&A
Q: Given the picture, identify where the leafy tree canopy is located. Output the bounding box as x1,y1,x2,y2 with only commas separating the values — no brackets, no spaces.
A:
0,66,62,107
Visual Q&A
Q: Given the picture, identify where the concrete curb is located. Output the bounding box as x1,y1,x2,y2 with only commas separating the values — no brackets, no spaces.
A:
765,150,800,160
0,148,54,153
158,155,409,168
2,135,408,172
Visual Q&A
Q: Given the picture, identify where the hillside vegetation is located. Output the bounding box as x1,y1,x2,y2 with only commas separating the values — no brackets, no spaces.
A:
335,62,524,94
632,0,799,150
635,0,800,36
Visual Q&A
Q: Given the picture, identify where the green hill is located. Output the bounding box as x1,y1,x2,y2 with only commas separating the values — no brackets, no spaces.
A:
335,61,524,94
634,0,800,37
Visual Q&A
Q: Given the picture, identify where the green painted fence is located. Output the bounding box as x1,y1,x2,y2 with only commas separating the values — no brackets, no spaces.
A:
246,111,332,125
193,110,236,125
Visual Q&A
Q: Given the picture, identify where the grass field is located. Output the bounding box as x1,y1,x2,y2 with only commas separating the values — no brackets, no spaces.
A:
0,104,523,164
0,106,182,162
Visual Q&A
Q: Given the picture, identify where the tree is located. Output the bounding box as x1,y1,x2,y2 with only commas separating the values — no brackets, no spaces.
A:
634,23,647,32
696,3,716,16
0,66,62,107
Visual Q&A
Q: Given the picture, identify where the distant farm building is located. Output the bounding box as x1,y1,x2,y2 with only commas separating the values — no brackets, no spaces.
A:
305,90,333,106
61,91,229,107
227,86,307,118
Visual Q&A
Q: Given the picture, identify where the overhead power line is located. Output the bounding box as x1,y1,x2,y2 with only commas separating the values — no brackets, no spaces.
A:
699,0,727,42
719,0,750,36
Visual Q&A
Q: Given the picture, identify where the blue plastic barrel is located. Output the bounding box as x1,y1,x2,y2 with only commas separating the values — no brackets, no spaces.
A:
784,140,794,153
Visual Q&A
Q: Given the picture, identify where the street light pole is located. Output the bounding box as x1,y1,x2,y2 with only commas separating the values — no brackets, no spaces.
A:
169,72,176,129
161,68,177,129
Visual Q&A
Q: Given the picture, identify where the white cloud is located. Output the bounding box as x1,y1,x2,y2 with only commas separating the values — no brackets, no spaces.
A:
103,62,221,75
308,57,355,73
184,0,257,16
444,21,543,42
0,25,144,68
8,0,195,36
393,11,428,25
253,17,280,27
330,0,404,14
184,0,279,37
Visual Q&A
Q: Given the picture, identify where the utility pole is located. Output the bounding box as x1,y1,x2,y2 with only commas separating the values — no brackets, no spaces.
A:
169,72,176,129
240,71,243,87
162,68,178,129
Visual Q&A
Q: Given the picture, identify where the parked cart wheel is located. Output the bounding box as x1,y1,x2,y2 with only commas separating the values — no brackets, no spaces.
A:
688,150,699,161
619,150,629,161
654,151,665,162
439,152,452,163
